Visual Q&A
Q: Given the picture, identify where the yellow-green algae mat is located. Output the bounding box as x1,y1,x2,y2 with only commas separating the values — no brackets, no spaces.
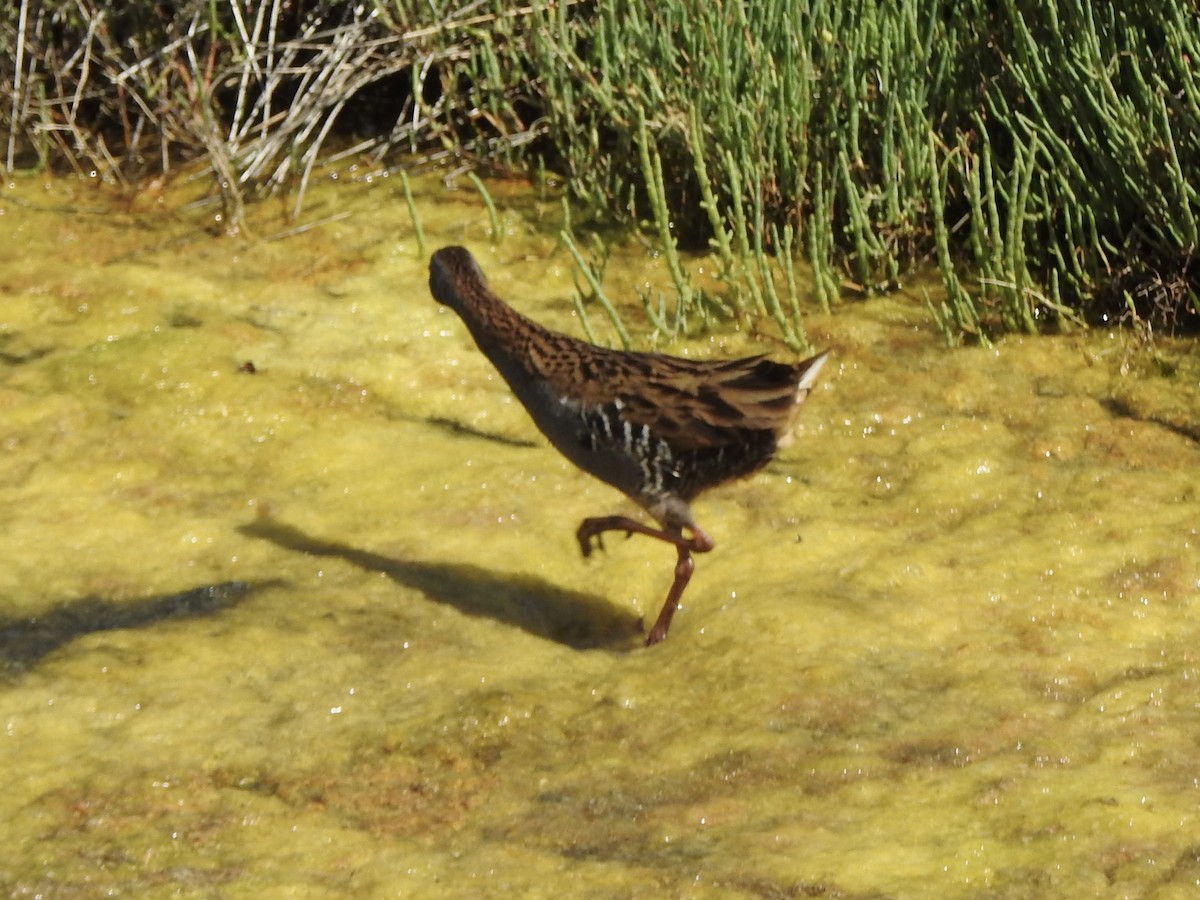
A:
1,171,1198,899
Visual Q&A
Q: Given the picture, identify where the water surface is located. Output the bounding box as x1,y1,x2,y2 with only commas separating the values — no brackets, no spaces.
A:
1,171,1198,898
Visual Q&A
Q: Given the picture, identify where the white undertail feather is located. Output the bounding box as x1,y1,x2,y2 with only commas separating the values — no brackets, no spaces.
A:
796,351,830,397
778,351,830,449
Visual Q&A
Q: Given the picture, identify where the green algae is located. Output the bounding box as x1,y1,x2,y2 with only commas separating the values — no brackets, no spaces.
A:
0,171,1198,898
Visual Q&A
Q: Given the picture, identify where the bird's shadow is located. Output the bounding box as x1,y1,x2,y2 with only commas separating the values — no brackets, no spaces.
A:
0,580,271,679
237,517,643,651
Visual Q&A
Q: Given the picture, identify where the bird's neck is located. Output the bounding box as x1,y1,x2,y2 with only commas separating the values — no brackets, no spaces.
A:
452,286,549,383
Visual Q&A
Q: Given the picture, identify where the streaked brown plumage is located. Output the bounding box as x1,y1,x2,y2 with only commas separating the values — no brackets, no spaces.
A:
428,246,828,645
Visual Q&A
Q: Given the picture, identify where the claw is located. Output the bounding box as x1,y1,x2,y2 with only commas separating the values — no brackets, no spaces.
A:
576,523,605,557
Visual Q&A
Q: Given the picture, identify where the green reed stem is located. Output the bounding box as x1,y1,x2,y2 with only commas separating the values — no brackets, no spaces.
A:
399,169,426,260
635,106,694,335
468,172,503,244
688,106,735,278
775,222,806,340
561,228,633,349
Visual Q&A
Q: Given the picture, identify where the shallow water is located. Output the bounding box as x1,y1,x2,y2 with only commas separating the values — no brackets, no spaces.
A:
1,170,1198,898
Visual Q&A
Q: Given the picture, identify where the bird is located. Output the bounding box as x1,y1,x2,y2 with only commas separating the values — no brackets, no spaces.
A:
428,245,828,646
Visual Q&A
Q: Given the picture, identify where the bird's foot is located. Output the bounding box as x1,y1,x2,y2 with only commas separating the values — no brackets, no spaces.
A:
576,515,714,557
576,515,642,558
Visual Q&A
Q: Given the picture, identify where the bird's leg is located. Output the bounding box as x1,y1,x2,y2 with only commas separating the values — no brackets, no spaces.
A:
645,541,697,646
575,517,714,646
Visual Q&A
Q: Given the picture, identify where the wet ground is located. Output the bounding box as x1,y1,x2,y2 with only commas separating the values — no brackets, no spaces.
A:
1,169,1198,898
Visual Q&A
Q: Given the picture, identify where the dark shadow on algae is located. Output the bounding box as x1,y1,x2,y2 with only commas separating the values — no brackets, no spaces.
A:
238,517,642,651
0,581,270,678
